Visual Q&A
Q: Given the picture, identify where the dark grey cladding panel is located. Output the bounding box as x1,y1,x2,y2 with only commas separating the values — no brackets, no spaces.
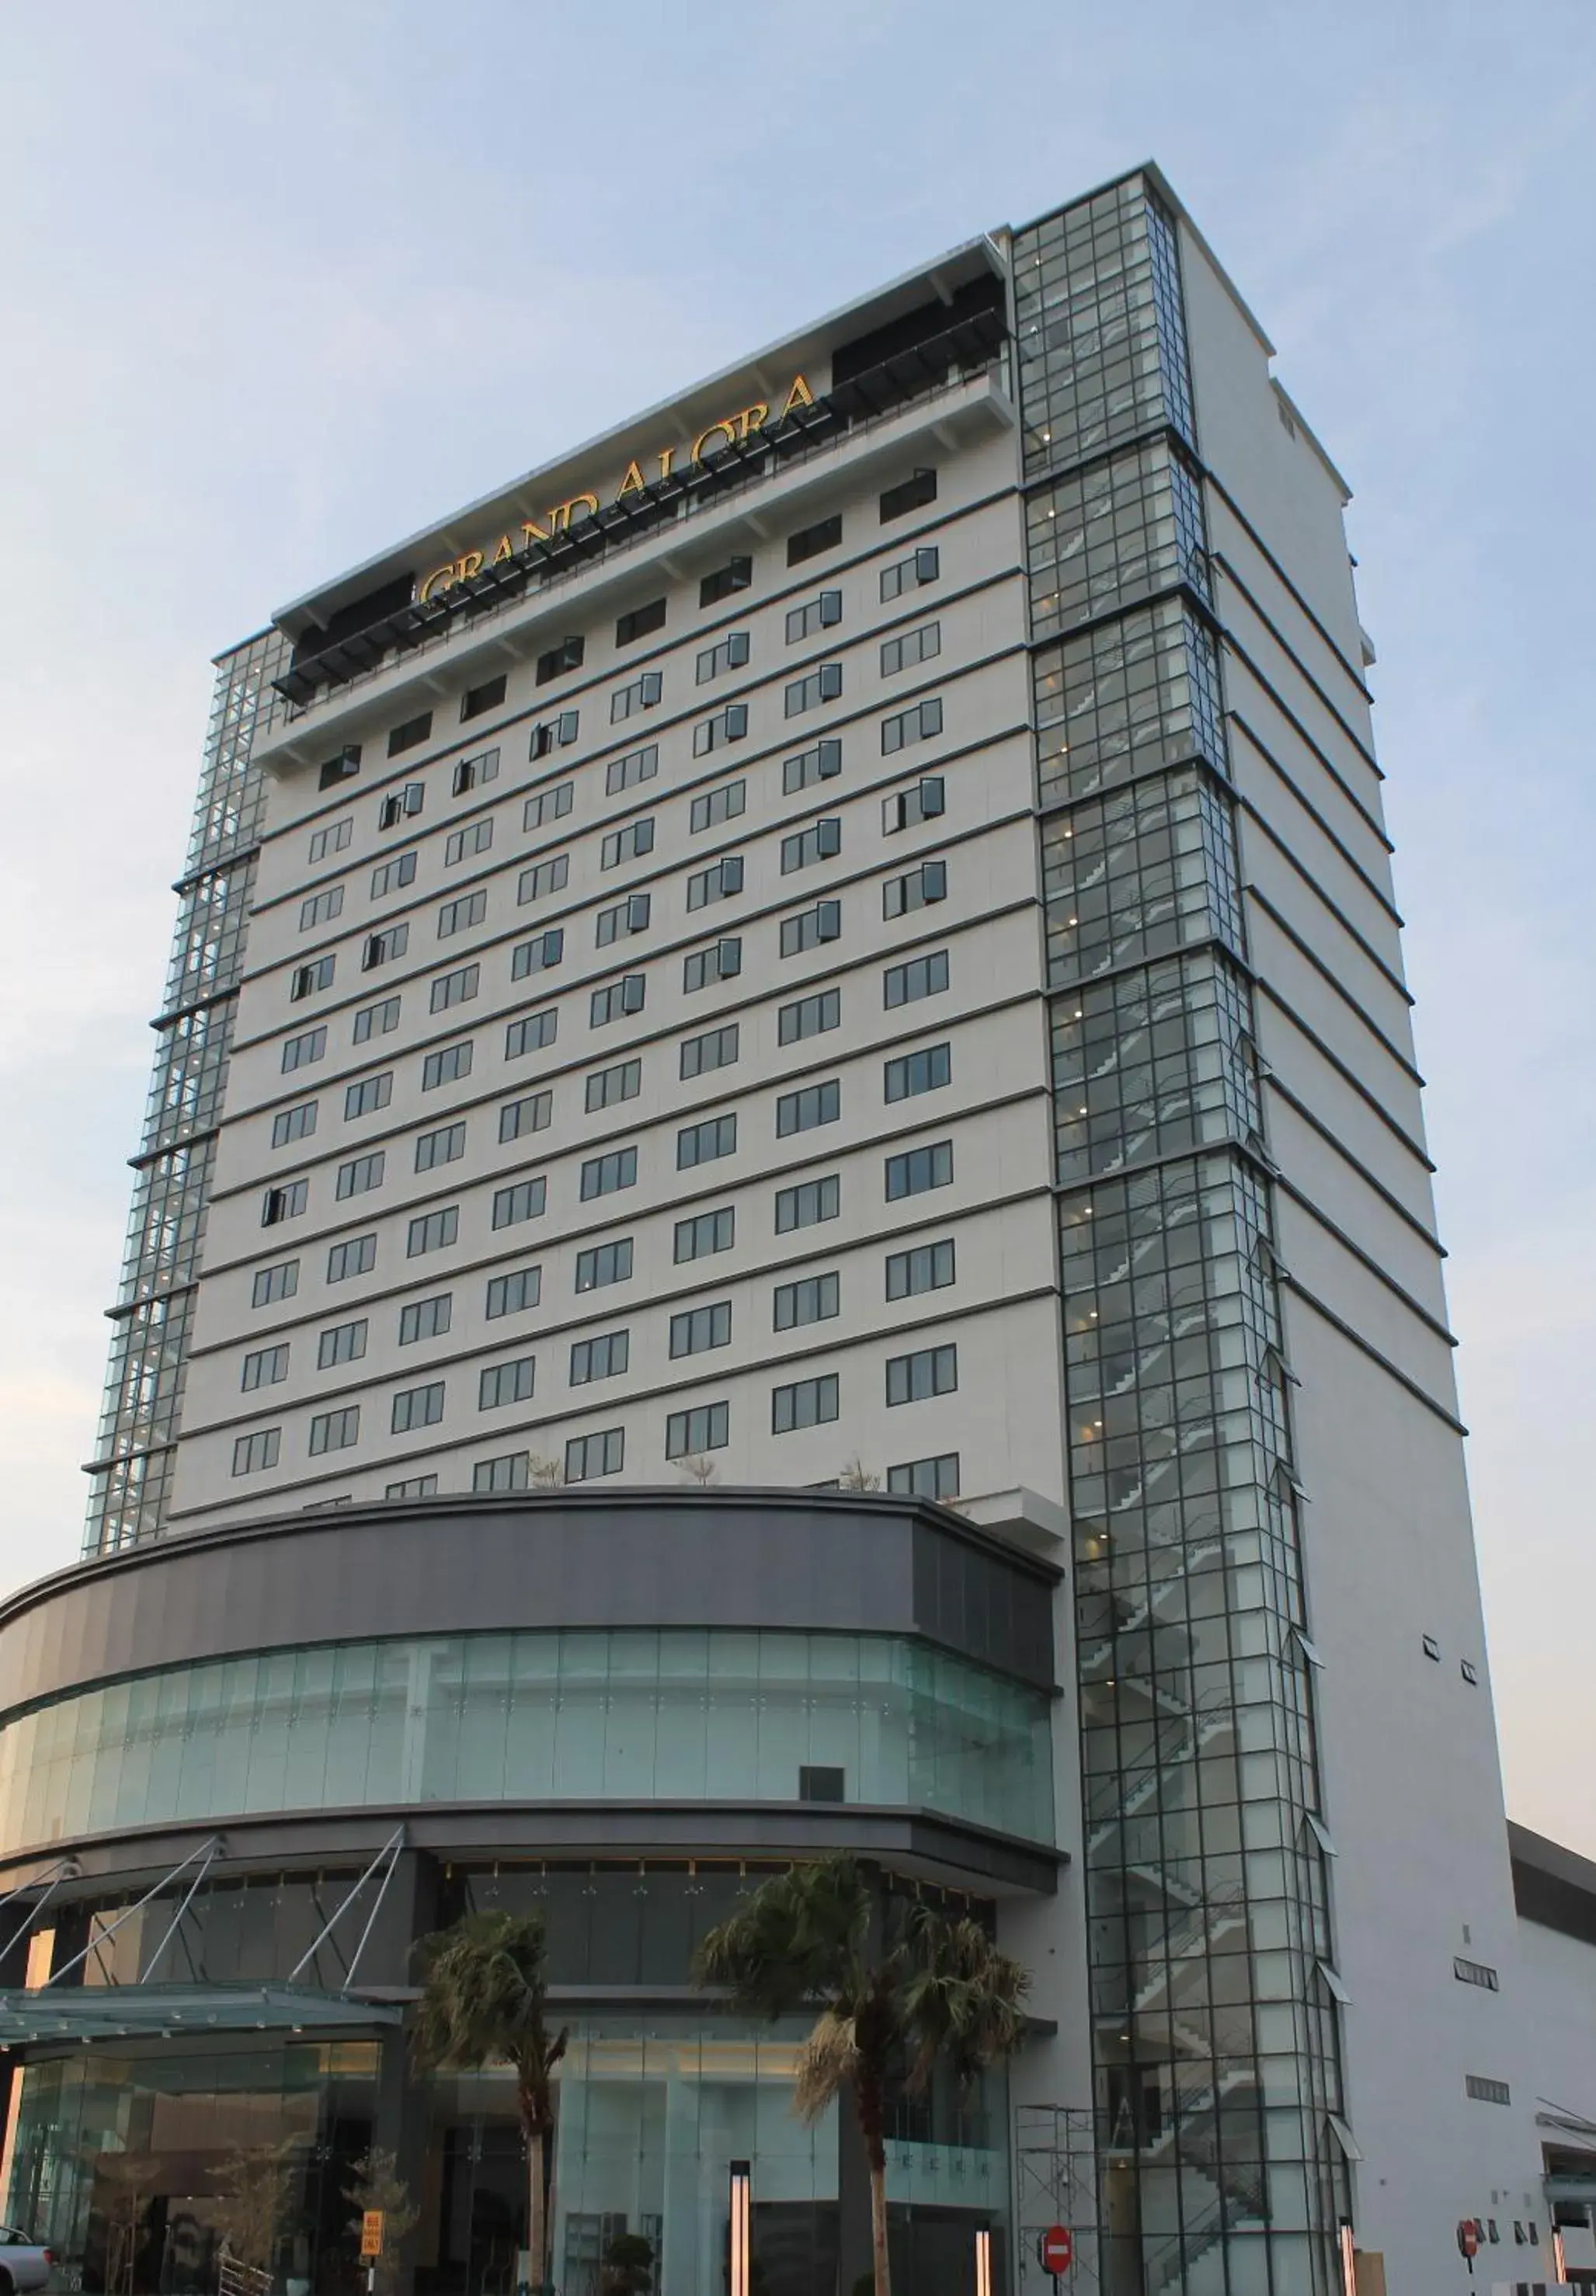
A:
0,1489,1059,1714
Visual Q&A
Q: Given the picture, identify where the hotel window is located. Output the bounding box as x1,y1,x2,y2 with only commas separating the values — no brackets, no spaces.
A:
690,781,746,832
523,782,573,831
486,1265,541,1318
575,1238,633,1292
291,955,336,1000
492,1178,547,1230
607,743,659,796
261,1178,308,1226
775,1174,840,1233
881,697,943,753
885,1042,951,1102
519,855,569,907
353,996,401,1043
666,1401,729,1457
880,467,937,522
888,1452,959,1500
461,674,506,722
884,948,949,1008
318,744,361,791
885,1140,953,1201
774,1272,839,1331
480,1356,535,1409
611,670,663,723
452,746,500,793
415,1122,465,1174
781,819,841,874
309,816,354,863
616,598,666,647
680,1023,738,1080
586,1059,641,1113
512,928,565,981
437,889,486,939
537,635,585,685
445,818,494,867
600,822,655,871
694,704,748,756
697,631,749,683
529,711,579,759
398,1295,452,1345
310,1404,361,1455
378,784,425,829
779,988,840,1045
880,545,941,603
571,1330,629,1385
884,860,947,918
430,962,481,1013
773,1374,839,1432
242,1342,290,1391
881,622,941,677
683,938,741,991
474,1452,530,1494
596,892,652,945
421,1042,472,1091
252,1260,299,1308
786,590,842,644
371,854,417,901
566,1427,624,1482
506,1007,558,1058
777,1080,840,1137
391,1383,444,1434
590,974,646,1026
783,738,842,795
327,1234,377,1282
780,899,841,957
886,1238,955,1299
271,1101,318,1149
675,1206,734,1263
387,1474,440,1498
687,855,743,910
317,1319,368,1370
669,1301,731,1358
882,777,944,833
1455,1957,1499,1991
700,555,752,607
336,1151,385,1200
784,663,842,717
678,1113,736,1170
886,1343,957,1405
232,1428,280,1477
388,711,433,757
581,1146,637,1200
300,885,344,931
787,513,842,567
407,1206,459,1256
1466,2076,1511,2106
501,1089,553,1140
361,927,408,972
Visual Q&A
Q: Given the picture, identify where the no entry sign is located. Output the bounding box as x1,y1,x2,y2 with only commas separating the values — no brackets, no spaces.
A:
1039,2226,1073,2276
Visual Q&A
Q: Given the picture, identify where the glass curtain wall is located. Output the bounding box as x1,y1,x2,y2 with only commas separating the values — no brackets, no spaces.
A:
1011,176,1348,2296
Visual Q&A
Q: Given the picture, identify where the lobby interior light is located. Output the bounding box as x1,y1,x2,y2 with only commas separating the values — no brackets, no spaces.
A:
975,2225,992,2296
728,2159,751,2296
1337,2218,1356,2296
1552,2225,1567,2283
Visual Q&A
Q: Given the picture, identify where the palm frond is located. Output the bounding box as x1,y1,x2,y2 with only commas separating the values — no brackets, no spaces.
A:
899,1910,1030,2094
792,2009,861,2125
692,1855,871,2017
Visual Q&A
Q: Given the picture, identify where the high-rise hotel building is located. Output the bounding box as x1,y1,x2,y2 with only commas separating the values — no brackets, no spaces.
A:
0,165,1570,2296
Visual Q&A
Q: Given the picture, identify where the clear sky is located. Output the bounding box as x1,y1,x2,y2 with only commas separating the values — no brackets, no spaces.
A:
2,1,1593,1843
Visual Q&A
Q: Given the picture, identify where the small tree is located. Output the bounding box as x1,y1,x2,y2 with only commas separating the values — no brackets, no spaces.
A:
413,1910,569,2293
838,1458,881,1492
210,2138,301,2278
694,1856,1027,2296
600,2230,655,2294
343,2148,420,2296
528,1455,564,1488
677,1453,719,1487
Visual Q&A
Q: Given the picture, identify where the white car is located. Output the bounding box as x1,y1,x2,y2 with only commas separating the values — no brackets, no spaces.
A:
0,2228,54,2292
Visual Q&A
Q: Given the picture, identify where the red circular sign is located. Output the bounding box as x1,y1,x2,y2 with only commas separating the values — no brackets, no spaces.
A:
1457,2220,1479,2259
1040,2227,1073,2275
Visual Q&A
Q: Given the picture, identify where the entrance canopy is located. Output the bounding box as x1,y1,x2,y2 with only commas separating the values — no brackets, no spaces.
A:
0,1983,401,2052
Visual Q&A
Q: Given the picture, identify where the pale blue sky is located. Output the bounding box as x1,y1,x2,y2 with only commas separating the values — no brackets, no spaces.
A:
2,1,1592,1839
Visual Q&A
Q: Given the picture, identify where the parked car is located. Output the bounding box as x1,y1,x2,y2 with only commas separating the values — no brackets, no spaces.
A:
0,2228,54,2291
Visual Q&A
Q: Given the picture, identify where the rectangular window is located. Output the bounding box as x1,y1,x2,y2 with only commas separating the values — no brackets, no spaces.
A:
586,1059,641,1113
1455,1957,1500,1992
430,962,481,1013
377,783,425,830
784,663,843,717
787,513,842,567
680,1023,738,1080
565,1427,624,1482
884,860,948,918
480,1356,535,1409
391,1382,445,1434
782,737,842,795
700,556,752,607
772,1374,840,1432
882,776,945,833
677,1113,736,1170
353,996,401,1044
669,1301,732,1357
262,1178,308,1226
881,696,944,753
666,1401,729,1458
422,1041,472,1092
500,1089,553,1140
407,1206,459,1256
600,820,655,870
880,467,937,522
683,938,742,991
774,1272,840,1331
445,817,494,867
886,1343,958,1405
690,781,746,833
232,1428,280,1477
881,622,941,677
616,598,666,647
361,927,408,972
575,1238,634,1292
888,1452,960,1500
309,816,353,863
886,1238,956,1299
570,1329,629,1385
327,1233,377,1282
506,1006,558,1057
781,818,841,874
438,889,486,939
786,590,842,643
693,704,749,756
885,1042,951,1102
885,1139,954,1200
398,1294,452,1345
461,673,507,722
492,1177,547,1229
242,1342,290,1390
518,854,570,906
387,1474,440,1498
474,1453,530,1494
300,885,344,931
415,1122,465,1173
884,948,949,1007
697,631,750,684
486,1265,541,1318
345,1073,392,1120
674,1206,734,1262
687,854,744,910
596,891,652,942
528,711,579,759
271,1101,318,1149
336,1152,385,1200
310,1404,361,1454
777,1080,840,1137
775,1174,840,1233
780,899,841,957
291,955,336,1000
590,975,646,1027
537,635,585,685
512,928,565,981
388,711,433,757
453,747,501,795
317,1319,368,1369
581,1146,637,1200
610,670,663,723
282,1026,327,1073
318,744,361,792
880,544,941,603
778,988,840,1045
1465,2076,1511,2106
606,743,659,795
523,781,574,831
252,1259,298,1308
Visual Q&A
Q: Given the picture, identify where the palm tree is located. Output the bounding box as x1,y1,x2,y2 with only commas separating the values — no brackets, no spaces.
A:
693,1856,1028,2296
412,1909,569,2293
